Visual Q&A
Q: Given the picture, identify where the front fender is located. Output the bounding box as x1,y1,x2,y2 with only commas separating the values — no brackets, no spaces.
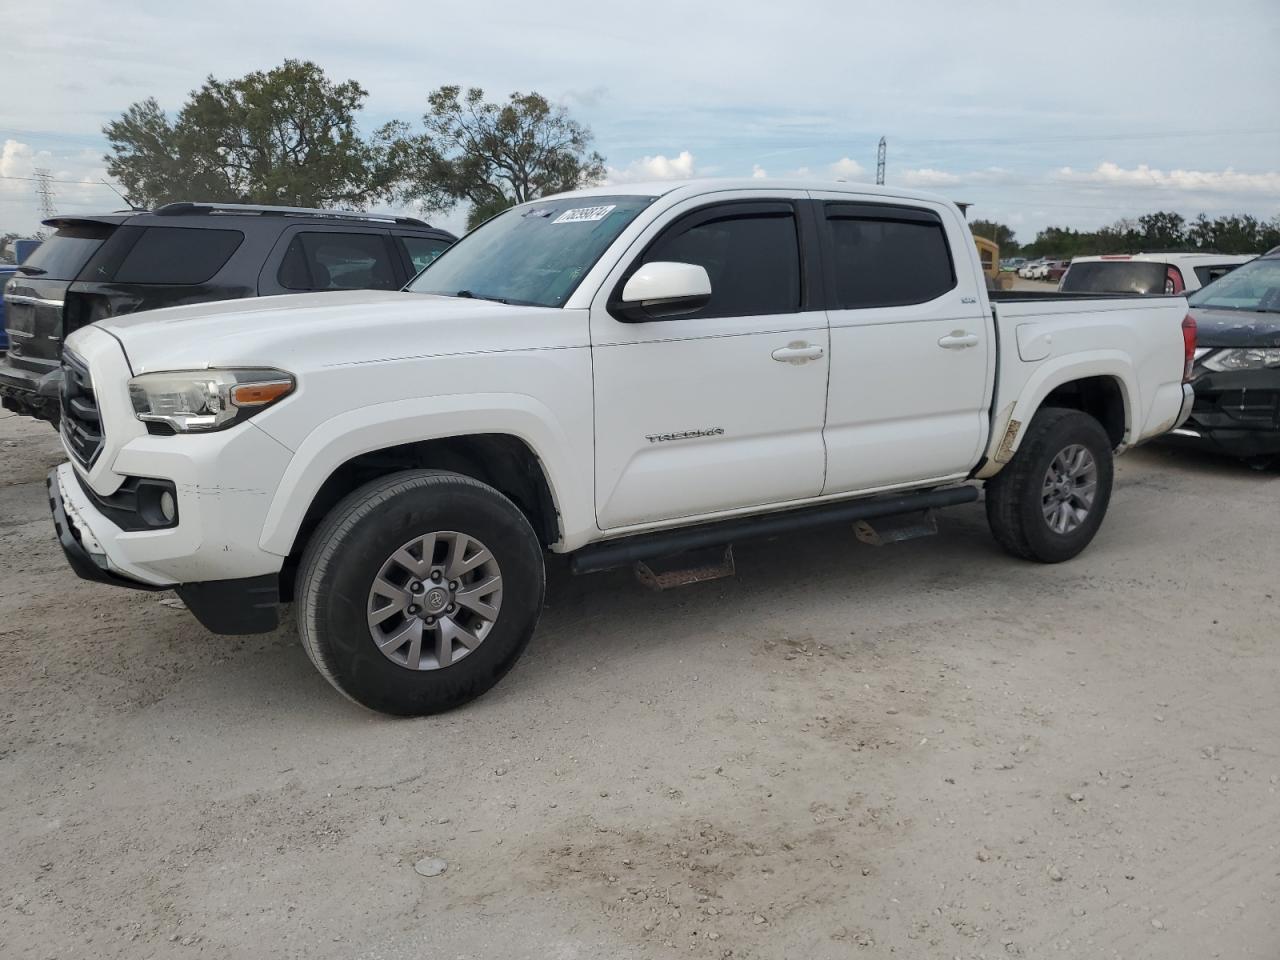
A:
256,393,592,556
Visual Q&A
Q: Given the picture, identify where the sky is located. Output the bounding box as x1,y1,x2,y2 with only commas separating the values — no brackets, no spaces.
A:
4,0,1279,245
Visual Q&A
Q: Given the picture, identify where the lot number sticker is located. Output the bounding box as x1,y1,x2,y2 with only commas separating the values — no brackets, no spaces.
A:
552,205,616,224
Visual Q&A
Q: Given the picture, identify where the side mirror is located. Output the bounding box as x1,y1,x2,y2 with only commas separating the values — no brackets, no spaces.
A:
613,261,712,321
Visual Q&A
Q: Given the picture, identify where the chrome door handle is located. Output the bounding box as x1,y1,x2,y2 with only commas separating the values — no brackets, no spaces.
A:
937,331,979,349
772,341,825,363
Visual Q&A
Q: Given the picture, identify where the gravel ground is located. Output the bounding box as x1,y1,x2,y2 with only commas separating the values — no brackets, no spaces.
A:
1,412,1277,960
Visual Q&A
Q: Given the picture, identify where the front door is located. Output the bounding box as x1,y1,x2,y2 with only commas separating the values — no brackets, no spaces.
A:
590,197,829,530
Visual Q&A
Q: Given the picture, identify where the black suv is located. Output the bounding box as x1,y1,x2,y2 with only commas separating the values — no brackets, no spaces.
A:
0,202,455,425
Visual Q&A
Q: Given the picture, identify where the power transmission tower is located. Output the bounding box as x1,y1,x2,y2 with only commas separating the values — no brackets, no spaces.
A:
33,167,56,227
876,137,886,185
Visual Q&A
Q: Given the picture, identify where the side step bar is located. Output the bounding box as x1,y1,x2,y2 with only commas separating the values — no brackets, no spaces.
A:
569,485,980,575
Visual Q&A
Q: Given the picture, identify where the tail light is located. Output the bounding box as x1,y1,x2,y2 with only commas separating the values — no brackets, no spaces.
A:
1182,314,1197,382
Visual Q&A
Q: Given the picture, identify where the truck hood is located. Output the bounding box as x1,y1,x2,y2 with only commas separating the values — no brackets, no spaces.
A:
1189,306,1280,348
88,290,580,373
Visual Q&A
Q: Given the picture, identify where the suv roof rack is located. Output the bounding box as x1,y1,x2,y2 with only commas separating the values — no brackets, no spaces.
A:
154,201,430,228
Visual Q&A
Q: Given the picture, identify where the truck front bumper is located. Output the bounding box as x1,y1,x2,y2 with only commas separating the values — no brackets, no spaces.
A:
48,462,283,635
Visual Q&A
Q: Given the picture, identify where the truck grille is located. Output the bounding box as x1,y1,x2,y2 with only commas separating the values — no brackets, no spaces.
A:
60,351,105,467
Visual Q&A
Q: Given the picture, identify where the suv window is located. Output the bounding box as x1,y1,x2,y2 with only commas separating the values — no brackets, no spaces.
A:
278,232,400,291
825,206,956,309
113,227,244,284
18,223,116,281
637,204,801,319
399,235,451,275
1194,264,1242,287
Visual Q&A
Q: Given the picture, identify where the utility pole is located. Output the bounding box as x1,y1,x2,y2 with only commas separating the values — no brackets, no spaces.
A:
876,137,886,186
33,167,56,232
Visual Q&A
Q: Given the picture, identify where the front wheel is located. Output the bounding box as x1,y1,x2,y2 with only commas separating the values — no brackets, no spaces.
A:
985,407,1114,563
296,470,545,715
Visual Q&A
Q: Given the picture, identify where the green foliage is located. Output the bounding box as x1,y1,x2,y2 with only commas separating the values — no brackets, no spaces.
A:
380,86,606,224
104,60,384,209
969,219,1018,254
1022,211,1280,258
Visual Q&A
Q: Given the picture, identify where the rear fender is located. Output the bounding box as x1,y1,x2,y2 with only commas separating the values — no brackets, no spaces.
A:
977,351,1135,479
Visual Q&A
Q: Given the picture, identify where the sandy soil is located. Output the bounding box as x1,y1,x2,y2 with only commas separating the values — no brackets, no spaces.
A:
1,412,1277,959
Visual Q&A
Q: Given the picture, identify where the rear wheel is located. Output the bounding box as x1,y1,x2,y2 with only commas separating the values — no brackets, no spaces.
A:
985,407,1114,563
297,470,545,715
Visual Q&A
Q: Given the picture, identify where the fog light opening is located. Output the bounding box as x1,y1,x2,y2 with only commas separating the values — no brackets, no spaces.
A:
159,490,177,523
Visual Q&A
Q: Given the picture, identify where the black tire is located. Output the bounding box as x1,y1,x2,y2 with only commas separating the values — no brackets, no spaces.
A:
984,407,1114,563
296,469,545,715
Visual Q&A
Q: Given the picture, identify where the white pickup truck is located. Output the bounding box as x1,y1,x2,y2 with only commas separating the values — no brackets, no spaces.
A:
48,179,1196,715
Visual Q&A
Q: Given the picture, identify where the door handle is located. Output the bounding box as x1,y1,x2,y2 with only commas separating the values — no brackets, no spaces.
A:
937,331,979,350
772,341,825,363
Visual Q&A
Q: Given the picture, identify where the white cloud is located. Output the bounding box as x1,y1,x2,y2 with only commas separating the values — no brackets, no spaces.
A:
828,157,867,181
1054,162,1280,195
897,167,961,187
751,164,767,179
604,150,696,184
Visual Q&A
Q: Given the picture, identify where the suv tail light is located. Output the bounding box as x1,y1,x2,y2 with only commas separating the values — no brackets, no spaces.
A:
1182,314,1197,382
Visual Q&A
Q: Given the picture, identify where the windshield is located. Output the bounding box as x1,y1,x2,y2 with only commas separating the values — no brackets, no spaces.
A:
1188,257,1280,312
408,195,655,307
1060,260,1167,295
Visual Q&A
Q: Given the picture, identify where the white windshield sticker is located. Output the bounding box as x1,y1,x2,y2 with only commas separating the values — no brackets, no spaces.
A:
552,204,616,224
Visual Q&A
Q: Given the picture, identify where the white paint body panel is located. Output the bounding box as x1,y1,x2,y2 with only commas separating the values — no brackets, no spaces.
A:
56,179,1192,588
811,190,994,494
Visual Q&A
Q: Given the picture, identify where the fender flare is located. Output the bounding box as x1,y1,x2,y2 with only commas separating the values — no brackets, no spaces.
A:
256,393,590,557
976,351,1137,480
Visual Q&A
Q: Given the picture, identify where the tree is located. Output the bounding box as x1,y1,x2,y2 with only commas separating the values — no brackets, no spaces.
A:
1137,211,1186,250
969,219,1018,254
104,60,384,209
382,86,606,224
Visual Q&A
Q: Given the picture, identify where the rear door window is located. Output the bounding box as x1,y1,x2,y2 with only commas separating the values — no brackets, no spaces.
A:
399,235,452,275
824,205,956,308
17,223,116,281
278,232,402,291
112,227,244,284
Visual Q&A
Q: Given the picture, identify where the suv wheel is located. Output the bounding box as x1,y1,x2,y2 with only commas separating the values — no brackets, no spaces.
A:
985,407,1114,563
297,470,545,715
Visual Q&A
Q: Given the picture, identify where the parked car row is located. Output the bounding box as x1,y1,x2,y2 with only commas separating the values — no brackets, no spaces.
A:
0,203,455,424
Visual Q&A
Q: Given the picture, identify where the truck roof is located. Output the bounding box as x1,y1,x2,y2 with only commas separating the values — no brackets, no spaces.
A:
541,177,956,208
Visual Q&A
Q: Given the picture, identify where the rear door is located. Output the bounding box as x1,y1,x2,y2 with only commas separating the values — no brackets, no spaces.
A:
813,194,992,493
258,227,405,295
589,193,829,529
4,219,119,374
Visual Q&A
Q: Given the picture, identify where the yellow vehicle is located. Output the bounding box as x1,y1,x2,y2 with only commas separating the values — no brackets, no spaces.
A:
972,235,1012,290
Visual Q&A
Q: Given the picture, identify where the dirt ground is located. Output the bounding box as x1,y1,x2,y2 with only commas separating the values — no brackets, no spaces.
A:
1,411,1277,960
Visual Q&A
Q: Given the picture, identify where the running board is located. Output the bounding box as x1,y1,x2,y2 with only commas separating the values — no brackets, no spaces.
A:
569,486,980,575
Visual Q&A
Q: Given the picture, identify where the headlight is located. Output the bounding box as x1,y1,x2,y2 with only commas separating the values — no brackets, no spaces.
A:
128,368,294,432
1201,348,1280,372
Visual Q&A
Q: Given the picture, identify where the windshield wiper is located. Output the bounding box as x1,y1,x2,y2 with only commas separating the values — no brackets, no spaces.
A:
455,289,508,304
15,264,46,276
